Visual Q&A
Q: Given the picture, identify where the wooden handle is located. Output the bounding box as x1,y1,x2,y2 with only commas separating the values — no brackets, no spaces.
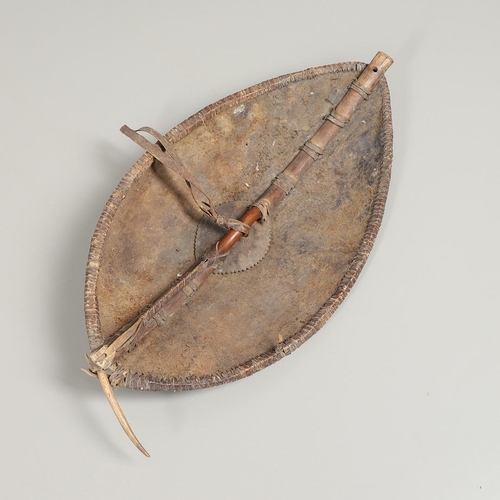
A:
89,52,394,370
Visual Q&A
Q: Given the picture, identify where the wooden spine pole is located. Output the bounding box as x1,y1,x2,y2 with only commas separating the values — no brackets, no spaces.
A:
88,52,393,372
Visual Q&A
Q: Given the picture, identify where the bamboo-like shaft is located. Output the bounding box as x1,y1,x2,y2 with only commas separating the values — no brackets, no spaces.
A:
88,52,393,372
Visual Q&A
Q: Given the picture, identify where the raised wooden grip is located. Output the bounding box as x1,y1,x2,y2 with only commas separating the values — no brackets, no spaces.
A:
92,52,394,365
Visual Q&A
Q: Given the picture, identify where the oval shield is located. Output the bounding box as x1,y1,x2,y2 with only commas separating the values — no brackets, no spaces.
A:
84,53,393,455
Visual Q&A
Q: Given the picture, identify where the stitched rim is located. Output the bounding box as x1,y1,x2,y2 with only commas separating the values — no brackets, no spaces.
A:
84,61,392,391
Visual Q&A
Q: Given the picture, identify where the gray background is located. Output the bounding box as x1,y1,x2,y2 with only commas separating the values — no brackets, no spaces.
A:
1,1,499,498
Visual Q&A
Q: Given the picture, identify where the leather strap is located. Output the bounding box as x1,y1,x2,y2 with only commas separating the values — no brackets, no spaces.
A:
121,125,250,236
349,80,371,100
